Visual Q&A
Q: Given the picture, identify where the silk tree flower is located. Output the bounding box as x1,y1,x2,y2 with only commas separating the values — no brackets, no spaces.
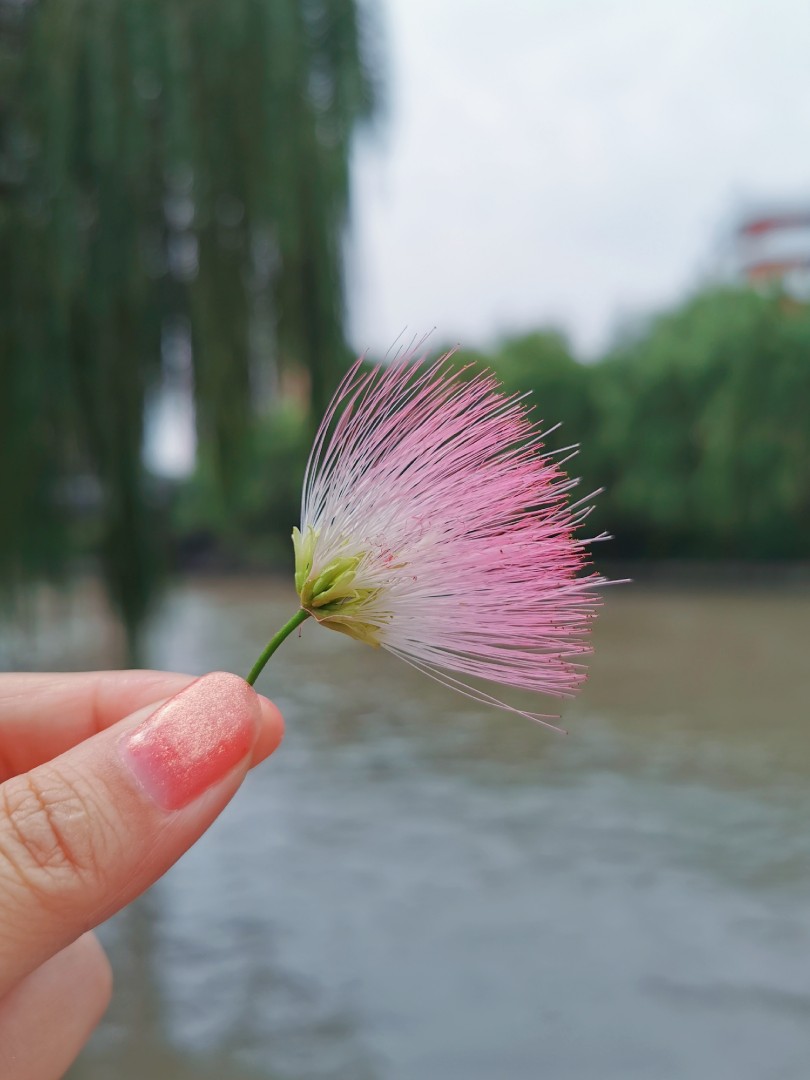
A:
246,353,607,728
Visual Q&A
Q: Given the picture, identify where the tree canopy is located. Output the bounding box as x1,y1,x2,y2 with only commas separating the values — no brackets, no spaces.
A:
0,0,379,650
456,290,810,561
593,289,810,558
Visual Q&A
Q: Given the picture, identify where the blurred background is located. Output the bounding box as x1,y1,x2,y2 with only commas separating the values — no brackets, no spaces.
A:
2,0,810,1077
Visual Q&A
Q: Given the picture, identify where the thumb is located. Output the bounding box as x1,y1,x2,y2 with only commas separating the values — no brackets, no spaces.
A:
0,672,282,998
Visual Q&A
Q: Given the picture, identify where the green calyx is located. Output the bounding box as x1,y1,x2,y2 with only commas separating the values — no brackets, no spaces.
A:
292,525,385,645
292,525,318,594
294,525,363,609
303,555,362,609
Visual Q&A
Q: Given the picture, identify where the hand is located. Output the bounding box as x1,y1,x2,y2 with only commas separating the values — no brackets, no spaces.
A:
0,670,283,1080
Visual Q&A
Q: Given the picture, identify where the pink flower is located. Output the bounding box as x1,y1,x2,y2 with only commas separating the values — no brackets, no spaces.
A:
289,353,607,728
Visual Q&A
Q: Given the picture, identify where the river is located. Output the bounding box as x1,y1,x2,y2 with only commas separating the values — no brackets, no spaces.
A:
43,577,810,1079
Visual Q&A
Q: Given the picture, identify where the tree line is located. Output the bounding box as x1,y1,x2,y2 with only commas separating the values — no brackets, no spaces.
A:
465,287,810,561
178,286,810,566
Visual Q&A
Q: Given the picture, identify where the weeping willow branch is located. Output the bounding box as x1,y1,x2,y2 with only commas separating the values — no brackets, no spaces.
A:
0,0,380,648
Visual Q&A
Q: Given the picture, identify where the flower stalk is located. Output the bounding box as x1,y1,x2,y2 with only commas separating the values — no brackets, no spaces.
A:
246,608,311,686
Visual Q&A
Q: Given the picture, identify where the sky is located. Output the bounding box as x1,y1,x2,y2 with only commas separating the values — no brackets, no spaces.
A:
347,0,810,358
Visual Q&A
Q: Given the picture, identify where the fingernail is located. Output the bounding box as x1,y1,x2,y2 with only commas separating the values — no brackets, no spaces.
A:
120,672,259,811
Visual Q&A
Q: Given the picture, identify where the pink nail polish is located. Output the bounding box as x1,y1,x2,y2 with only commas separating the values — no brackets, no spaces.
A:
120,672,258,811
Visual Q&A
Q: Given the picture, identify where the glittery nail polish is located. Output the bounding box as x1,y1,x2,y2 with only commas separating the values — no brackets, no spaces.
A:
120,672,258,811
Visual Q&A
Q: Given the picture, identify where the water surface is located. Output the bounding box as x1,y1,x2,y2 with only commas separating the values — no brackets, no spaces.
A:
47,578,810,1079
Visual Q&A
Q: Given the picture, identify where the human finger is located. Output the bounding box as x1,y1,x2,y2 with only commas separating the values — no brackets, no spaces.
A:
0,931,112,1080
0,671,196,781
0,671,283,998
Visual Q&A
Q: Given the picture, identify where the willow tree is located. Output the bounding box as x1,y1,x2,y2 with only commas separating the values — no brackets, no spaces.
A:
0,0,378,653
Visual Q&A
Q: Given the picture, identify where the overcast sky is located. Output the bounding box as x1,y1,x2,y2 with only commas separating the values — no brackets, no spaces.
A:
347,0,810,358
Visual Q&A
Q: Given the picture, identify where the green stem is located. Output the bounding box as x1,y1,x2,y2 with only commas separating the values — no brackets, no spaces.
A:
245,608,311,686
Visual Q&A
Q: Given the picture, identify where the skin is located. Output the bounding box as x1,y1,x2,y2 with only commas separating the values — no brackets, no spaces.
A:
0,671,284,1080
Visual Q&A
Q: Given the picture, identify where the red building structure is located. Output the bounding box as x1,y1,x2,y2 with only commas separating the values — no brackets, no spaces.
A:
732,205,810,297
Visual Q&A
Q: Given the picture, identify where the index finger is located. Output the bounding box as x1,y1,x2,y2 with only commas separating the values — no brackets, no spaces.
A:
0,671,196,781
